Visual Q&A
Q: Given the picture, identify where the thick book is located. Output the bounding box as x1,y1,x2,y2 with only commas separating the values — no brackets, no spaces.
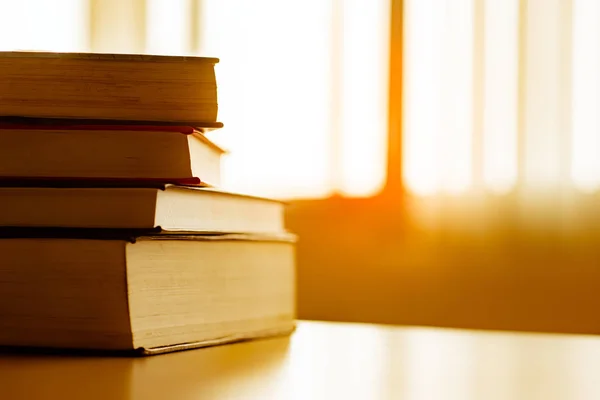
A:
0,125,224,186
0,234,296,355
0,186,284,234
0,52,219,125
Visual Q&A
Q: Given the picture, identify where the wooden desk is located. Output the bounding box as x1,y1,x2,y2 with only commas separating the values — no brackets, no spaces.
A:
2,321,600,399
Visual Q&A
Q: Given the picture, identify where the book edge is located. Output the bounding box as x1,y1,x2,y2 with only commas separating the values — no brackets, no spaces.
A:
0,228,297,243
163,185,285,204
0,117,224,132
138,232,297,243
0,177,204,188
0,51,219,64
140,323,296,356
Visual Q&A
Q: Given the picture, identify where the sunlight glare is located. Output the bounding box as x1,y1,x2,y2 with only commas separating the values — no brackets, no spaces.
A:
523,0,566,188
404,0,474,196
0,0,88,52
482,0,519,194
571,0,600,192
202,0,333,199
338,0,390,197
202,0,391,199
289,324,388,399
146,0,192,55
403,0,444,196
440,0,474,194
402,330,475,399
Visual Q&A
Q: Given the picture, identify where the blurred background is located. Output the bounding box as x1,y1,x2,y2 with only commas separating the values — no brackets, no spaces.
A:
3,0,600,334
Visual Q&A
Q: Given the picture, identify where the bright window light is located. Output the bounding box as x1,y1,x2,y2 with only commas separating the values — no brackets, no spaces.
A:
483,0,519,194
572,0,600,192
0,0,88,52
146,0,192,55
201,0,333,199
403,0,444,196
403,0,474,196
522,0,566,188
201,0,389,199
440,0,474,194
338,0,390,197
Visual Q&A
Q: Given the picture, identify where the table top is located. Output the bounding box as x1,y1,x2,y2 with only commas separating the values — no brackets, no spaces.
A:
2,321,600,400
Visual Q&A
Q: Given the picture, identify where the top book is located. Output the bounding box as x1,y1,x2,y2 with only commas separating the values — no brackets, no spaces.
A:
0,52,219,126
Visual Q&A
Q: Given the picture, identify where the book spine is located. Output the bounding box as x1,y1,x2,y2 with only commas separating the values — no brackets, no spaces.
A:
0,117,224,132
0,176,203,188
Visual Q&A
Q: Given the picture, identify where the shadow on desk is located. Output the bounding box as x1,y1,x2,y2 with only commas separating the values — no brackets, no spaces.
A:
1,336,290,400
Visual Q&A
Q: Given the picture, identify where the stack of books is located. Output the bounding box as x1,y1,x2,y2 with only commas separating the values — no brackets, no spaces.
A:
0,52,295,355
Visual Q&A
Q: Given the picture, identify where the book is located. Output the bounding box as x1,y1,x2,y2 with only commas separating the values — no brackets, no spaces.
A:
0,186,284,234
0,234,296,355
0,52,219,125
0,125,224,186
0,50,298,356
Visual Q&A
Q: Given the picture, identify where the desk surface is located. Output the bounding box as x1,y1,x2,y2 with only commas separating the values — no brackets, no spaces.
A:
3,321,600,399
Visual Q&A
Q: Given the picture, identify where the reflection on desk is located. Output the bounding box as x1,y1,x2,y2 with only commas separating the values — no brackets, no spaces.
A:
3,321,600,399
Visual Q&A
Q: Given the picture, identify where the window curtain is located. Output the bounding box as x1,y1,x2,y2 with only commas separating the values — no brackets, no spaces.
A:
404,0,599,198
2,0,596,202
